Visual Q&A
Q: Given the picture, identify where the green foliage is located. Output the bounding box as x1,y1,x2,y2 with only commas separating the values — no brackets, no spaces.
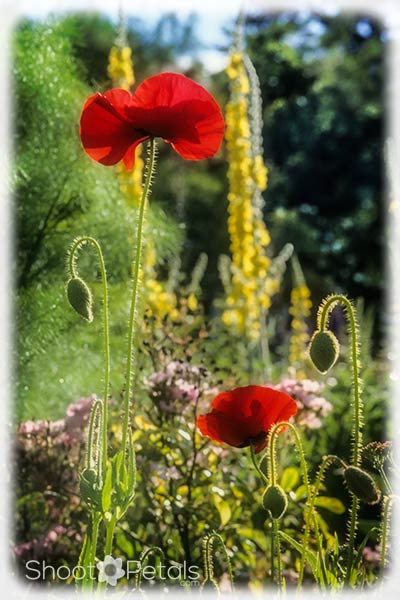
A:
13,12,389,592
245,14,384,331
14,19,182,420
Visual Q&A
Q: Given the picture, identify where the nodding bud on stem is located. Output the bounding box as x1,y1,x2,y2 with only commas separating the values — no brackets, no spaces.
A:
67,277,93,322
309,330,340,374
262,485,288,519
344,466,381,505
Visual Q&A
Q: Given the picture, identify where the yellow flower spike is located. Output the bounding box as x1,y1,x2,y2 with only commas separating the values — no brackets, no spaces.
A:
222,50,279,340
288,257,313,376
187,293,198,312
107,46,135,88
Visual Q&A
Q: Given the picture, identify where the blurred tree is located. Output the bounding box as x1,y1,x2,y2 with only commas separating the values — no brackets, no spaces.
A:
63,12,200,86
245,14,384,334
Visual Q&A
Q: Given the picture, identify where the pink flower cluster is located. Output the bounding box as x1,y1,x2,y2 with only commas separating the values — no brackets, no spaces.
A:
144,360,218,414
362,545,381,566
272,378,332,430
18,395,95,449
14,525,82,560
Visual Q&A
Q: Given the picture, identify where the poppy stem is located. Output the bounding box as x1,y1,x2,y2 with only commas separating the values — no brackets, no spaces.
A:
122,138,157,456
86,398,103,471
68,238,110,589
249,444,268,484
98,516,117,591
272,519,282,587
268,422,328,589
298,454,343,589
317,295,363,583
380,495,394,581
68,236,110,475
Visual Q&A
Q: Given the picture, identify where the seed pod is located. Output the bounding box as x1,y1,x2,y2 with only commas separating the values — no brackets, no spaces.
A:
262,484,288,519
309,330,339,373
344,466,381,505
67,277,93,322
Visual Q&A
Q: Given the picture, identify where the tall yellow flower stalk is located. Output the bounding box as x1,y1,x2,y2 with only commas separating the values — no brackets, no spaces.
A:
288,255,312,377
222,51,277,341
107,43,178,322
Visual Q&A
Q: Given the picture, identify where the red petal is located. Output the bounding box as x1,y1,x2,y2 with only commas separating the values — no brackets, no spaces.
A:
257,387,298,432
80,89,146,168
126,72,225,160
197,386,297,453
196,412,253,448
210,386,261,418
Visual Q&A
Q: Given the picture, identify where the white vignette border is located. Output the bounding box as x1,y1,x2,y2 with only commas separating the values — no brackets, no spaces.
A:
0,0,400,598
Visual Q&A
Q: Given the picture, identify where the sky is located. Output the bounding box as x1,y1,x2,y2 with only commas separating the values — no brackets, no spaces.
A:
10,0,251,72
3,0,397,71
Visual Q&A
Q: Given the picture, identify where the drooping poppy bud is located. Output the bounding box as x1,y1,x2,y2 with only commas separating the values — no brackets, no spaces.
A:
79,468,102,510
309,330,340,374
67,277,93,323
262,484,288,519
344,466,381,505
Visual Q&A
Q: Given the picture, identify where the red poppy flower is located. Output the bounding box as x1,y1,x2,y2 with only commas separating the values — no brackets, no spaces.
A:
196,385,298,454
80,72,225,171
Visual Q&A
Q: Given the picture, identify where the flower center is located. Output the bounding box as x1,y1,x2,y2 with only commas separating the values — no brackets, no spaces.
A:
104,563,117,577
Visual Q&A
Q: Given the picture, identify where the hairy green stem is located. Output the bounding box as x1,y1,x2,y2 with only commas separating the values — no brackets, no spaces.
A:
298,455,344,588
84,400,102,584
135,547,165,590
202,533,235,591
380,495,393,580
318,295,363,465
250,444,268,484
98,517,117,591
273,519,282,588
267,422,330,588
86,399,103,471
69,236,110,474
121,138,157,454
317,295,363,583
89,514,101,588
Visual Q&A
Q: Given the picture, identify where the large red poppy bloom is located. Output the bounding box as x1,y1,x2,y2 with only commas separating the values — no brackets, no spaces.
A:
80,72,225,171
196,385,298,454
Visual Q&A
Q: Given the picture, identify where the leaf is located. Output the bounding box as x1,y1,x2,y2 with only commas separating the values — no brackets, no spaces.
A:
115,531,134,558
281,467,300,492
213,495,232,527
314,512,335,548
237,527,268,552
102,465,112,513
279,530,318,574
315,496,346,514
77,515,100,591
293,484,308,501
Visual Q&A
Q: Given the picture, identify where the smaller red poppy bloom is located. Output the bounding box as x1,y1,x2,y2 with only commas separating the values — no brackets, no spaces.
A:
196,385,298,454
80,72,225,171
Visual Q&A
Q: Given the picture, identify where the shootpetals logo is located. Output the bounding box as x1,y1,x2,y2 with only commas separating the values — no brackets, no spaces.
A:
25,556,200,587
97,555,125,586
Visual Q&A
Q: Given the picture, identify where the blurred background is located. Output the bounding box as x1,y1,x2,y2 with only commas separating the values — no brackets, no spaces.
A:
14,9,385,420
13,7,390,588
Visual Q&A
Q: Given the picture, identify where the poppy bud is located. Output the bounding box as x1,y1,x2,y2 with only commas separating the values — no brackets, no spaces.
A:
309,330,339,373
262,485,288,519
67,277,93,322
344,466,381,505
79,468,102,510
